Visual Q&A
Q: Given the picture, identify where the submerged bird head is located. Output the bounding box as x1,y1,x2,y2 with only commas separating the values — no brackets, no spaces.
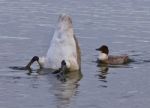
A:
96,45,109,55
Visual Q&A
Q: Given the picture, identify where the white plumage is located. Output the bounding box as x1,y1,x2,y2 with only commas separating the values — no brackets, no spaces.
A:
38,14,80,71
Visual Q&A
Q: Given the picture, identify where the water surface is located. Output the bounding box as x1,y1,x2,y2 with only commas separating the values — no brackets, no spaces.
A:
0,0,150,108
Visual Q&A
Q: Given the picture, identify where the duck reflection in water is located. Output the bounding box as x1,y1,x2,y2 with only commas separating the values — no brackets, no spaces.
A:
97,63,109,80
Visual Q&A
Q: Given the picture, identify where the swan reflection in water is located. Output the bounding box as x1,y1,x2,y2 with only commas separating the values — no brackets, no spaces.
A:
52,70,82,108
27,69,82,108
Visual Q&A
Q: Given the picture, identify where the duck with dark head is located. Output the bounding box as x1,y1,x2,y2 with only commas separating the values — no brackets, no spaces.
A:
96,45,130,65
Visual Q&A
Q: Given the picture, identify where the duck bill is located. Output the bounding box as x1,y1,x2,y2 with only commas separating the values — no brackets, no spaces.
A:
96,48,100,51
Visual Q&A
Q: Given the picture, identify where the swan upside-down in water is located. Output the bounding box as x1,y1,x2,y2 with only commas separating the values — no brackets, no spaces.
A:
25,14,81,73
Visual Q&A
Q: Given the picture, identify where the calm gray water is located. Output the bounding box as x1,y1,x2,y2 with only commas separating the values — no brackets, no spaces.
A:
0,0,150,108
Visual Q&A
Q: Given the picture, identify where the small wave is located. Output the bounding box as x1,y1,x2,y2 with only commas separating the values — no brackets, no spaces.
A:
112,41,124,44
0,36,31,40
37,24,51,27
131,58,150,65
77,36,96,39
9,66,27,70
136,40,150,43
108,65,133,68
143,60,150,63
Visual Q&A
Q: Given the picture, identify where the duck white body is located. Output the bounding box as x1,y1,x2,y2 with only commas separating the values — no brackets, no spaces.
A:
38,14,81,71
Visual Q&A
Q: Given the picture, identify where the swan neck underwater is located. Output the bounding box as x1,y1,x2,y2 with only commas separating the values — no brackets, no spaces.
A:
25,14,81,72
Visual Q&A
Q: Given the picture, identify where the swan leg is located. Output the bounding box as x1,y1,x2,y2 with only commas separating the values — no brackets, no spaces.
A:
53,60,68,82
25,56,40,69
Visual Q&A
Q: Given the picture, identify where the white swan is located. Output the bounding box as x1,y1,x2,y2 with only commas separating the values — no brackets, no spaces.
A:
26,14,81,72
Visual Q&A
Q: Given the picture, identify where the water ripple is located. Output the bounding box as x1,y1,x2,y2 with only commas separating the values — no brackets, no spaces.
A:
0,36,31,40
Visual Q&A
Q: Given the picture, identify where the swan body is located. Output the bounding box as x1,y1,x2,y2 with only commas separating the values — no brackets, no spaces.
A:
26,14,81,71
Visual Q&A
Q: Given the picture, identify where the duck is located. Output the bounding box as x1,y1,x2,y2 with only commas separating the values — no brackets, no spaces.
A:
96,45,129,65
25,14,81,72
